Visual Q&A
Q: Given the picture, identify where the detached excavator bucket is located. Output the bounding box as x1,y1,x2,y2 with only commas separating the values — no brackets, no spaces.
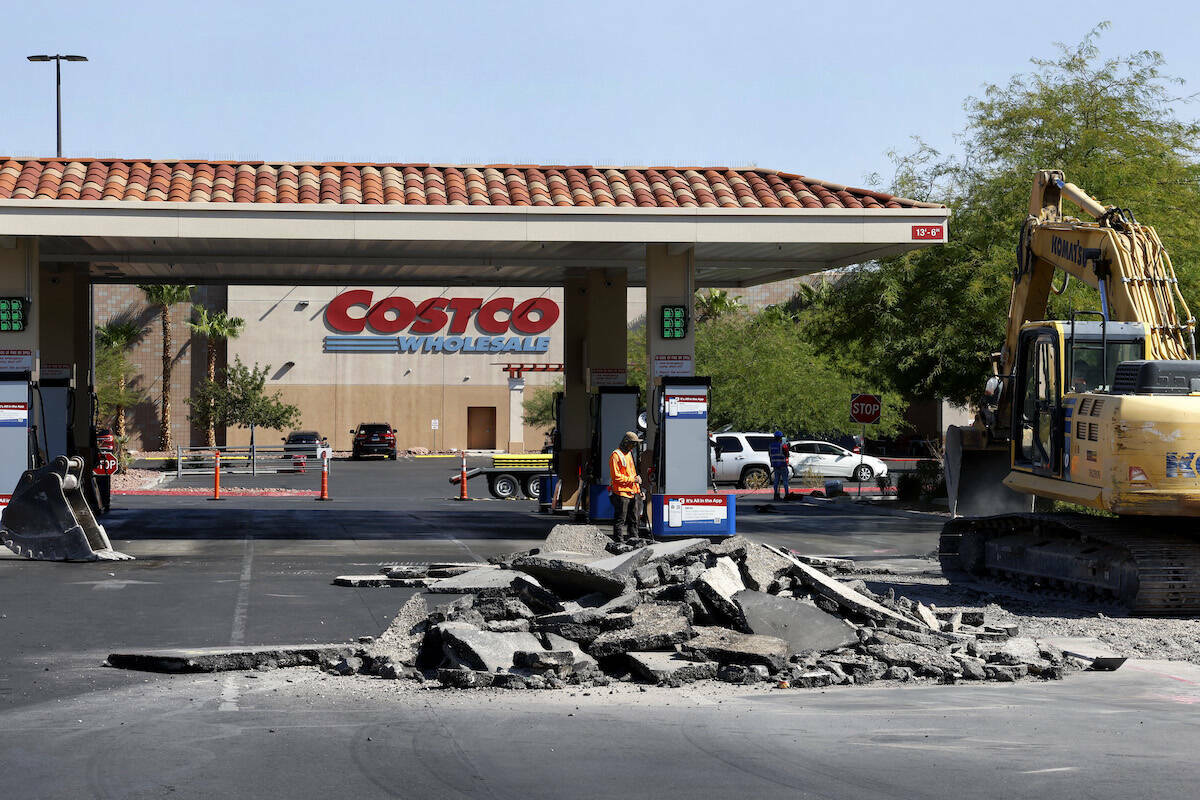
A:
0,456,133,561
944,425,1035,517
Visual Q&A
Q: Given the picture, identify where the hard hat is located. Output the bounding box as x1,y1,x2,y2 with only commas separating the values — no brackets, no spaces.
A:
774,430,784,438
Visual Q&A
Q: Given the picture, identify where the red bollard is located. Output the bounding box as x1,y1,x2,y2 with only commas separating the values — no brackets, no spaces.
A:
317,452,331,501
457,451,469,501
211,449,222,501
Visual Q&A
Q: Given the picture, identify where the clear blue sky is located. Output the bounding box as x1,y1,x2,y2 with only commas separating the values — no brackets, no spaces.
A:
7,1,1198,190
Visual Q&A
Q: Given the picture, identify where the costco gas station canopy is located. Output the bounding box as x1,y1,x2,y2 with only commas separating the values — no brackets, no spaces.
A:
0,158,948,499
0,160,946,286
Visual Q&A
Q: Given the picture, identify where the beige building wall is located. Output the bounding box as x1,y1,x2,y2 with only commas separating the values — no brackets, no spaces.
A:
227,285,566,452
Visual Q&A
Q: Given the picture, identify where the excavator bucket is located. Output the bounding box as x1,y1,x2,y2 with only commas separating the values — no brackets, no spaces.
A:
944,425,1035,517
0,456,133,561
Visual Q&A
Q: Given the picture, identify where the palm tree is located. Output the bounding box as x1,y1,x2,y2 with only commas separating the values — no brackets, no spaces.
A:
188,305,246,447
694,289,745,324
94,315,147,439
137,284,195,450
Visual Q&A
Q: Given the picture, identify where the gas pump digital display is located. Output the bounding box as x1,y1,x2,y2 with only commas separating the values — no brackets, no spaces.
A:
0,298,28,332
660,305,688,339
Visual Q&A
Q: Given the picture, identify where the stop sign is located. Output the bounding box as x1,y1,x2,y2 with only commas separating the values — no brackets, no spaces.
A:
850,393,882,425
93,453,118,476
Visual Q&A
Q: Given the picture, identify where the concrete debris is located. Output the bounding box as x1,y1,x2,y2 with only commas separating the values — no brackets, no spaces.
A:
627,651,718,684
589,538,710,576
370,593,440,665
683,626,789,672
437,623,547,673
189,537,1098,692
863,643,961,678
588,603,693,657
333,575,432,588
735,590,859,653
329,656,363,676
719,535,794,592
510,555,629,597
914,603,941,631
693,557,749,632
437,668,496,688
763,544,931,631
792,555,855,572
543,524,616,557
426,567,547,595
106,644,357,673
514,650,575,670
485,619,531,633
787,669,836,688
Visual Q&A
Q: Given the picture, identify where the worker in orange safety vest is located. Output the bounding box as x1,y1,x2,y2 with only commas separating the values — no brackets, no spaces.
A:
609,430,644,542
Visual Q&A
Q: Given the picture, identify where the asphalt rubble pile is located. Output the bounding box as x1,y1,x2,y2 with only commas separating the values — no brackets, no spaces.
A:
329,525,1085,690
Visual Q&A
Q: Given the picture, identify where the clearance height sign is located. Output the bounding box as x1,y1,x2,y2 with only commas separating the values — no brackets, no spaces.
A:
323,290,559,354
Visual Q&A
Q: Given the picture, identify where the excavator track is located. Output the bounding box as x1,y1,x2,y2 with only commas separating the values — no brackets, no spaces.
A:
940,513,1200,616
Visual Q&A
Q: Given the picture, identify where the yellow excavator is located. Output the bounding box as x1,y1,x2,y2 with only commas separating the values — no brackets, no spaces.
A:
941,170,1200,615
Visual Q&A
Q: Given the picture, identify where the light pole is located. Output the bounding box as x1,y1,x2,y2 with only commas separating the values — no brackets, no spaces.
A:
26,54,88,158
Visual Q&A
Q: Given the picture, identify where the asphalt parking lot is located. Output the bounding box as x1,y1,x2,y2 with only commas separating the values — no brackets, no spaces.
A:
2,458,1199,799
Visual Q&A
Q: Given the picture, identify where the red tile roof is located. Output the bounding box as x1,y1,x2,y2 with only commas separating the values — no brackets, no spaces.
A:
0,159,940,209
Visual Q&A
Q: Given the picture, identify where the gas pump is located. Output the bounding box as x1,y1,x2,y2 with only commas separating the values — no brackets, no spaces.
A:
34,363,74,465
649,376,735,538
586,386,639,521
0,352,34,520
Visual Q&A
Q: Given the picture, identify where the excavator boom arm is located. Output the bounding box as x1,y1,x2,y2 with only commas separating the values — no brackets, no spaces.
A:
991,170,1195,437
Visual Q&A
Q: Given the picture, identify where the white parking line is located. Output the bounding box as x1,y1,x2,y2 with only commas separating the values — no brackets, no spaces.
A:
220,539,254,712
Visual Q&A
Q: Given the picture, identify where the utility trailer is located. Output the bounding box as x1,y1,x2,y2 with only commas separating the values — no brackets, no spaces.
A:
448,453,553,499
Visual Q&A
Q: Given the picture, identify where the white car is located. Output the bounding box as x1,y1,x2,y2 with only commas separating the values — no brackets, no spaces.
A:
789,440,888,483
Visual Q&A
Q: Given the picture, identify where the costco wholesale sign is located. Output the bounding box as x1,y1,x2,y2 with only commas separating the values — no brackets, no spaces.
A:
324,291,559,354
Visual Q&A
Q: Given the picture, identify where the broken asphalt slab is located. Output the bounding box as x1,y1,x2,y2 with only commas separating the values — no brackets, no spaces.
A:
437,622,551,672
107,644,356,673
627,652,718,684
333,575,431,588
734,590,859,653
511,554,628,597
681,626,790,672
588,538,710,576
588,603,693,657
764,544,931,631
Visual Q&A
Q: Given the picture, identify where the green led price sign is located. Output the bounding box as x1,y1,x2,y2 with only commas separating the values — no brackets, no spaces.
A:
660,305,688,339
0,298,28,332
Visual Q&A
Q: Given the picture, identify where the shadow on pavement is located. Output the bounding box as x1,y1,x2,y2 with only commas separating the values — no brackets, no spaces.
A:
102,507,558,541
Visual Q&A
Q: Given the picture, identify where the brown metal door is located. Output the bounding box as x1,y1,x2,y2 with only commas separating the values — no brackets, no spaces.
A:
467,406,496,450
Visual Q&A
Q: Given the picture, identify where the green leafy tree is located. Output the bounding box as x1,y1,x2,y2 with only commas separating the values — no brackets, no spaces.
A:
626,305,900,437
187,305,246,446
137,284,195,449
94,316,146,440
696,313,903,437
808,23,1200,405
188,357,301,447
522,377,563,428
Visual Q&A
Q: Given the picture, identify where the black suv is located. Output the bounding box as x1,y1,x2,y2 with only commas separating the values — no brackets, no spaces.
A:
351,423,397,460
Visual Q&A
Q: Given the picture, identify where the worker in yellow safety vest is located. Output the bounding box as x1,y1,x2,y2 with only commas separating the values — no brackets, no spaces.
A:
609,431,644,542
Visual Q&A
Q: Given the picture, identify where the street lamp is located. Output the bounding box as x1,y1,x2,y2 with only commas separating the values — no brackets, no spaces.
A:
26,54,88,158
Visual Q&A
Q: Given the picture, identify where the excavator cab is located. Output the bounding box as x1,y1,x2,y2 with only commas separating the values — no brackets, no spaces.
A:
1010,320,1147,481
